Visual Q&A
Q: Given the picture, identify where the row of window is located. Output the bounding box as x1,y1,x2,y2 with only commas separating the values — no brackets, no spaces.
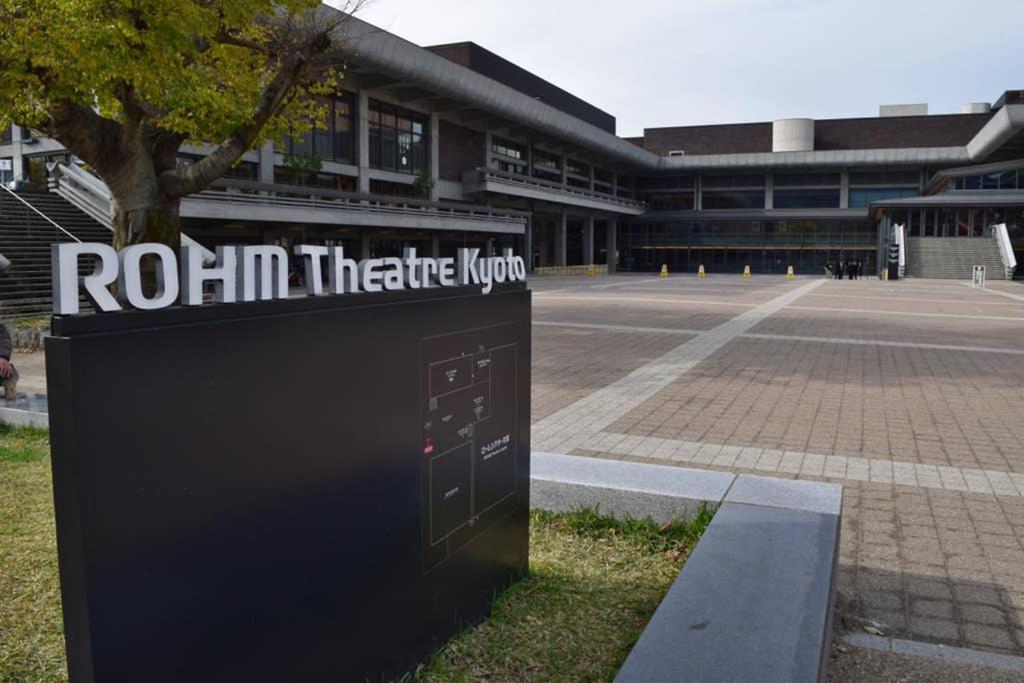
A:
888,207,1024,238
638,186,923,210
946,167,1024,191
621,220,878,246
281,96,429,175
488,136,629,197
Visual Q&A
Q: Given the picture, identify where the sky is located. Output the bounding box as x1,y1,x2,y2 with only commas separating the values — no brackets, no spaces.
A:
351,0,1023,137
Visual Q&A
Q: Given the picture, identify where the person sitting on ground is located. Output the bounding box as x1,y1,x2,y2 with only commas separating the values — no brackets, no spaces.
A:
0,323,18,400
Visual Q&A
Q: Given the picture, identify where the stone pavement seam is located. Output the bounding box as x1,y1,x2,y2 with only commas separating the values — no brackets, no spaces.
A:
557,432,1024,498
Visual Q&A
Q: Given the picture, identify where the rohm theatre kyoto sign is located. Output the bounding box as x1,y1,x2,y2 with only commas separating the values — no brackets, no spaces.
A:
51,243,528,314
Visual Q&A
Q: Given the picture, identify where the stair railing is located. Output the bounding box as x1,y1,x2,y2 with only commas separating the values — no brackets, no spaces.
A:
0,183,81,243
992,223,1017,279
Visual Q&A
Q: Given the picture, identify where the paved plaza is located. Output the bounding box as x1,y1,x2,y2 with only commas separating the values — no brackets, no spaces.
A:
530,274,1024,657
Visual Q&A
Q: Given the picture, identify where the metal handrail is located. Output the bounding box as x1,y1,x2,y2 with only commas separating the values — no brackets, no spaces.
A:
471,168,647,210
0,183,81,242
191,189,526,223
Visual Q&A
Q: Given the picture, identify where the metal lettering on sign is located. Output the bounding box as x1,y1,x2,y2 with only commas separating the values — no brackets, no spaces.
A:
50,244,528,314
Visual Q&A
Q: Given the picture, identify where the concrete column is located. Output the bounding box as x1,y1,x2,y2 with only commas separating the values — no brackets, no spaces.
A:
258,141,275,184
695,175,702,211
764,173,774,210
607,220,617,273
429,112,440,201
431,235,441,258
839,169,850,209
560,156,567,186
357,91,370,193
556,213,567,267
11,126,24,181
583,216,595,264
484,131,493,169
360,233,372,259
524,210,533,272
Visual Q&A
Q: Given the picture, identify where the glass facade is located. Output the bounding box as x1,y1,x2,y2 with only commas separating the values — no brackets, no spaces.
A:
619,219,877,274
702,174,765,209
849,187,919,208
947,167,1024,191
368,99,428,174
283,93,356,164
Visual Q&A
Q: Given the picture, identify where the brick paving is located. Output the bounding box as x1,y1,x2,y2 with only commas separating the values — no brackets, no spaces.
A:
530,274,1024,655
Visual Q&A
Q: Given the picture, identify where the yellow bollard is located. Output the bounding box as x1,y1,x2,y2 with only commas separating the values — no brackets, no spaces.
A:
698,264,706,279
785,265,795,280
743,265,751,279
660,264,668,278
587,264,596,277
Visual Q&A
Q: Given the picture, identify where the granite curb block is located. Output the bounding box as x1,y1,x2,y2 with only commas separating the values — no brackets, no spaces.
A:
844,633,1024,675
528,452,843,683
531,450,842,520
531,451,733,523
0,394,49,428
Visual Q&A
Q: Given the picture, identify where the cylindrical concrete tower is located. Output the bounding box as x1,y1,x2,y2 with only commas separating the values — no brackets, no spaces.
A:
960,102,991,114
772,118,815,153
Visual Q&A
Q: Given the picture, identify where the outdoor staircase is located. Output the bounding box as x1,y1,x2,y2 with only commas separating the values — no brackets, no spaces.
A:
0,189,112,318
906,237,1008,280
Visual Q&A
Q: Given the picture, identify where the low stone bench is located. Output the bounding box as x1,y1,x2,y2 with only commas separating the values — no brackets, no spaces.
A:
530,452,842,682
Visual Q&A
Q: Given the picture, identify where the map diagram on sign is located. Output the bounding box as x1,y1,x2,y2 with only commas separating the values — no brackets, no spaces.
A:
420,322,519,573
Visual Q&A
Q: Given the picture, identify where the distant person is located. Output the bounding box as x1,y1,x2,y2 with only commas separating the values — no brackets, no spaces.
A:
847,260,854,280
834,261,843,280
824,263,832,279
0,322,18,400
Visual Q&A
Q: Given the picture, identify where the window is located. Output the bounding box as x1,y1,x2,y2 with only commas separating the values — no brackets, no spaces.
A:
566,159,590,178
773,172,840,187
701,190,765,210
491,136,526,161
645,192,695,210
281,93,357,164
773,189,840,209
636,176,694,190
616,175,634,199
848,187,918,208
368,99,428,174
702,174,765,189
849,169,920,185
532,149,561,183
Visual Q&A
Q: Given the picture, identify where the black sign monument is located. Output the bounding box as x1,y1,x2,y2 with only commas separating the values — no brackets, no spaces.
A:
45,282,531,681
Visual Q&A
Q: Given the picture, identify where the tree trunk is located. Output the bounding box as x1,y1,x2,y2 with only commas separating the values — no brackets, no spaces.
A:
112,199,182,253
111,198,183,297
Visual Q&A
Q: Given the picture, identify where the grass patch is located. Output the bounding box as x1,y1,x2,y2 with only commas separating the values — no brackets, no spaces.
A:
417,507,713,682
0,427,712,683
0,425,65,682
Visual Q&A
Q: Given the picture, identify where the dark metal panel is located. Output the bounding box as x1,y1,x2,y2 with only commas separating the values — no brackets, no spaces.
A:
46,286,531,682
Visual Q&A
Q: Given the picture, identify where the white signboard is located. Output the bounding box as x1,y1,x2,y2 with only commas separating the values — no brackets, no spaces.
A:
972,265,986,289
51,243,528,315
0,159,12,171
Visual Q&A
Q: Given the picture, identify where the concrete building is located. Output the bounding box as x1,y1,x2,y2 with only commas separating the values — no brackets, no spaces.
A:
2,13,1023,313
